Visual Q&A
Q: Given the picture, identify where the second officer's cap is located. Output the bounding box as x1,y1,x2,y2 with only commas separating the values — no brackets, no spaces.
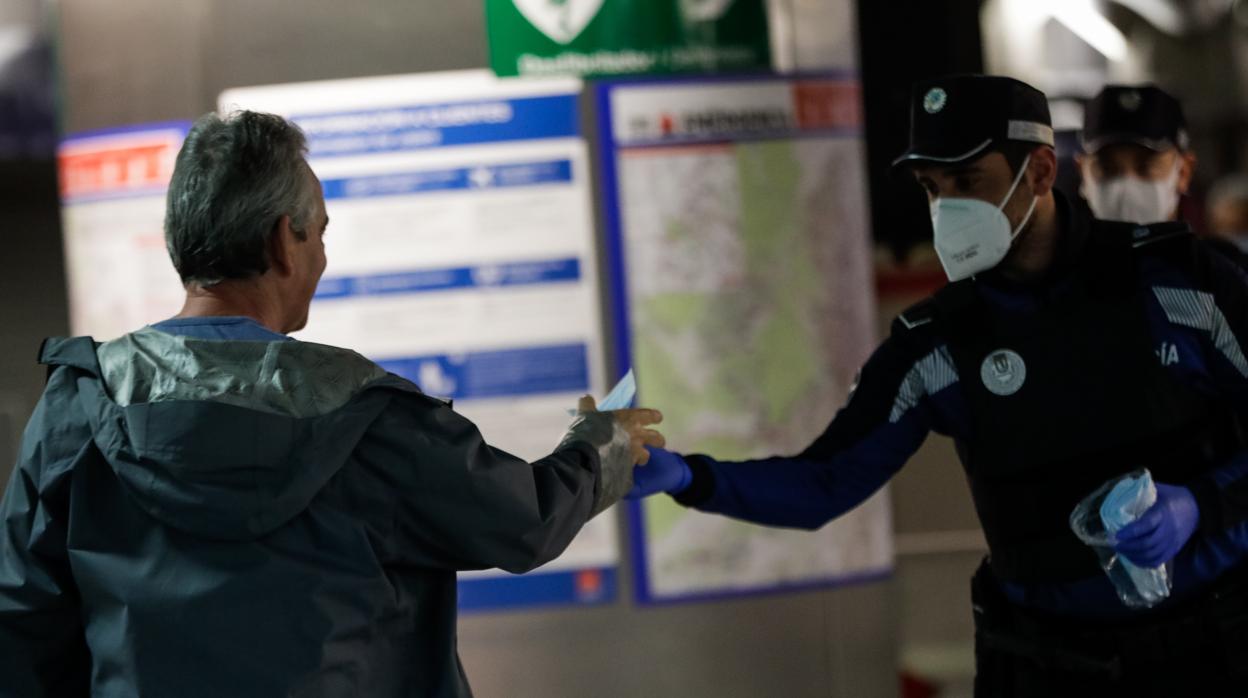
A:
893,74,1054,168
1083,84,1189,153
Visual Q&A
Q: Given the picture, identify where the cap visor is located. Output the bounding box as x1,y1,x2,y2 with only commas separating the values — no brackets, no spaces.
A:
1082,134,1177,153
890,138,994,170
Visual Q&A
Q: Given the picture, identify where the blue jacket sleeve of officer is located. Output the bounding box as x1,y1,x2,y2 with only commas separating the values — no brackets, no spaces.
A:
0,367,91,697
1149,241,1248,541
670,310,958,529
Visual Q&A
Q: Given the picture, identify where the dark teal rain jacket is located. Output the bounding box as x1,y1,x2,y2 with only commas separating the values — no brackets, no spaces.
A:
0,329,609,697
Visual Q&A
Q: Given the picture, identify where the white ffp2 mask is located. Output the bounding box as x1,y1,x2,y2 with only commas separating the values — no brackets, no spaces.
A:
931,154,1038,282
1081,161,1182,224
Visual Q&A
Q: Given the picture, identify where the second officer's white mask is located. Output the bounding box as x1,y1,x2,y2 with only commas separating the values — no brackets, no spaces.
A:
931,153,1038,282
1081,159,1182,224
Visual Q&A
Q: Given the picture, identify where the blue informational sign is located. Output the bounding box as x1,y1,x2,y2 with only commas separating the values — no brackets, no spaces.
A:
315,258,582,300
458,567,617,611
320,159,575,200
291,94,580,158
377,343,589,401
220,71,621,613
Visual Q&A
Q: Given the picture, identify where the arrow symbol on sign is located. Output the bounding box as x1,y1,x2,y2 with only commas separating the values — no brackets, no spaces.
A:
512,0,605,44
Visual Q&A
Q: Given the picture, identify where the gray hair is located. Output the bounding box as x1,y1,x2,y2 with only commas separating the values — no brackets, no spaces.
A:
165,111,319,286
1209,174,1248,211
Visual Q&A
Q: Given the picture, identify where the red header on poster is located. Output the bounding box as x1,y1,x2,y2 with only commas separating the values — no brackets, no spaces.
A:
58,125,188,202
792,80,862,131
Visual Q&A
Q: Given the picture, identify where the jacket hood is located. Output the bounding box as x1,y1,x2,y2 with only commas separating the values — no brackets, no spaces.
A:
40,329,407,541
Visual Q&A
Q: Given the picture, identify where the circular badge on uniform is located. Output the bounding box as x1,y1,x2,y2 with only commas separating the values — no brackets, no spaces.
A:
980,349,1026,396
923,87,948,114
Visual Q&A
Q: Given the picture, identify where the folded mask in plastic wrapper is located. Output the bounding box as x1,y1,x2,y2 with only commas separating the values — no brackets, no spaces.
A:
597,369,636,410
1069,468,1171,609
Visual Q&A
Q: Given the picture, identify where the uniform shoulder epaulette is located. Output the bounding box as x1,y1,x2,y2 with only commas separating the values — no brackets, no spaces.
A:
1126,221,1192,251
896,297,938,331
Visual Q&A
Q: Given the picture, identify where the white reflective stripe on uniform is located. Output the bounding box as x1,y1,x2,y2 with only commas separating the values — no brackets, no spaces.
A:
889,345,959,423
1152,286,1248,378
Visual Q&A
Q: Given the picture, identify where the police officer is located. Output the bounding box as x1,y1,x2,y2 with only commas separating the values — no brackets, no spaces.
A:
629,75,1248,696
1078,84,1196,224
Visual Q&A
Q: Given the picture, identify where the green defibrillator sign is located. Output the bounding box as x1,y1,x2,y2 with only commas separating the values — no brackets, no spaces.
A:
486,0,771,77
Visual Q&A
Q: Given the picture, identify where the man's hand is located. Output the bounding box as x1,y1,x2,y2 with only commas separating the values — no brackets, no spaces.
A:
1114,483,1200,568
625,447,693,499
575,396,665,465
561,396,664,517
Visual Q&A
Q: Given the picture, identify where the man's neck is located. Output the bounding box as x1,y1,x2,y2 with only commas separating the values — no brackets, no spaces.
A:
996,194,1060,284
176,281,287,334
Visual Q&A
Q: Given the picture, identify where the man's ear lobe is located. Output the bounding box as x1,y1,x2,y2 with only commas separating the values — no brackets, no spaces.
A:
1030,148,1059,197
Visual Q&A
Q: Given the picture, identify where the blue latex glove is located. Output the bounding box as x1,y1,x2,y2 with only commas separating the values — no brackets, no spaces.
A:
1113,483,1200,568
624,447,692,499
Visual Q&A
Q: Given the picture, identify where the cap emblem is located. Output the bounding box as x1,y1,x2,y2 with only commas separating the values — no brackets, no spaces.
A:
1119,90,1143,112
923,87,948,114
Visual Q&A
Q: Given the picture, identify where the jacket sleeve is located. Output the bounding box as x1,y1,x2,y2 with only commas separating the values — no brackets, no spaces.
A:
671,324,954,530
0,367,91,697
1155,244,1248,540
350,393,603,574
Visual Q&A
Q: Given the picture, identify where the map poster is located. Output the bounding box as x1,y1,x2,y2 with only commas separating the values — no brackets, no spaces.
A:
220,70,619,611
596,75,894,603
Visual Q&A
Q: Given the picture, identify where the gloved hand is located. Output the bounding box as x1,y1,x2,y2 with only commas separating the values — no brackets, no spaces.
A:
1113,483,1200,568
559,396,664,516
625,447,692,499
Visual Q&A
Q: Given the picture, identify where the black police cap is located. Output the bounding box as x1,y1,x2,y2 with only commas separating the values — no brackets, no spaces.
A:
893,74,1054,169
1083,84,1188,153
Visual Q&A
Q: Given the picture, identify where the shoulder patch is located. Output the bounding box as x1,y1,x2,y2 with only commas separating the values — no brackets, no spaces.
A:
896,299,936,331
1128,222,1192,250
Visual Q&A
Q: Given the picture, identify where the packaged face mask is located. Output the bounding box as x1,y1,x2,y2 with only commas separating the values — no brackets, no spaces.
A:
1070,469,1172,609
931,154,1038,281
597,369,636,410
1082,160,1182,224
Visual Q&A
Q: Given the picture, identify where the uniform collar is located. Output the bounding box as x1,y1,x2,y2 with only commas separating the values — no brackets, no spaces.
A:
976,190,1087,297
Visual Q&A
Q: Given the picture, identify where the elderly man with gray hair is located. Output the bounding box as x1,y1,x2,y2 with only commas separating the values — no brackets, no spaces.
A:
0,111,664,697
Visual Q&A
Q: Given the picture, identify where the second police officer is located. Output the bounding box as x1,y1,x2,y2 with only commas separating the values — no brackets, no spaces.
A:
1078,84,1196,225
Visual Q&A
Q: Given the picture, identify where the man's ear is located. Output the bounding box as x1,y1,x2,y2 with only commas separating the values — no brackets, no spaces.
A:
1178,151,1198,196
268,215,297,278
1028,146,1059,197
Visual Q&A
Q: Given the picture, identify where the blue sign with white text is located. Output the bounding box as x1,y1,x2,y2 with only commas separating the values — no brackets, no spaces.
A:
378,343,590,401
292,94,579,158
320,160,574,200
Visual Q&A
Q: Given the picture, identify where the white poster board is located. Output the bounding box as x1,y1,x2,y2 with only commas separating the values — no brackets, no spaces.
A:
58,122,189,339
221,70,618,610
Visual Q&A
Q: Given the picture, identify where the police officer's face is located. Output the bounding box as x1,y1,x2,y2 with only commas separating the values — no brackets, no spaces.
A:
913,151,1038,232
1080,144,1193,193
